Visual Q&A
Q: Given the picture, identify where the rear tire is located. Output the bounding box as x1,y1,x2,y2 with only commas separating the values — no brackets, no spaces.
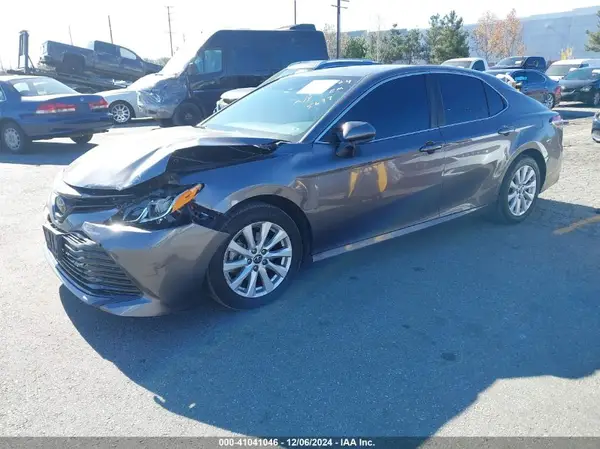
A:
490,155,541,224
544,93,555,109
71,134,93,145
1,122,29,154
158,118,174,128
207,202,303,310
109,101,134,124
172,103,203,126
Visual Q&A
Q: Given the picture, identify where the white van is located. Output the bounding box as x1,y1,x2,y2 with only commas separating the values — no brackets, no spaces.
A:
546,59,600,81
441,57,489,71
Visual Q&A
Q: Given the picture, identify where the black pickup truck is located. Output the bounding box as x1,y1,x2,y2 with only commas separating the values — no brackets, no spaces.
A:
40,40,163,81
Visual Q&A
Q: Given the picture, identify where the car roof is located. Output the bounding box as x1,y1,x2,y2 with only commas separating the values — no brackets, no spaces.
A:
446,57,481,62
288,59,377,70
0,74,45,82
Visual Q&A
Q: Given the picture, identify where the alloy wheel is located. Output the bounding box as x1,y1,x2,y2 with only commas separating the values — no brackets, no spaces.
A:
3,128,21,152
594,93,600,107
223,221,293,298
544,94,554,109
507,165,537,217
110,103,131,124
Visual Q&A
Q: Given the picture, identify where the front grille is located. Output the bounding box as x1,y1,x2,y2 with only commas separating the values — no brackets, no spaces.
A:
56,231,142,298
54,193,133,222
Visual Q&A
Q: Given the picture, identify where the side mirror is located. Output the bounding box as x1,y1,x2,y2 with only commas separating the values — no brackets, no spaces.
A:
514,82,523,91
186,63,197,76
336,121,376,158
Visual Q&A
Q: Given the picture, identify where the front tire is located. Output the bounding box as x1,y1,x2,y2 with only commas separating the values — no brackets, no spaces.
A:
173,102,203,126
207,202,303,310
491,156,541,224
1,122,29,154
71,134,93,145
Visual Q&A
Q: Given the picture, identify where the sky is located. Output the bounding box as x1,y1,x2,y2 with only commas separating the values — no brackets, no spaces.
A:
1,0,600,69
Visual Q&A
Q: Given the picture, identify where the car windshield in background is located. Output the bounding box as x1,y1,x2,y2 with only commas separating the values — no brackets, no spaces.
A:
496,57,524,67
547,64,580,76
261,67,314,86
563,68,600,81
203,75,361,141
442,60,471,68
8,77,77,96
159,40,204,76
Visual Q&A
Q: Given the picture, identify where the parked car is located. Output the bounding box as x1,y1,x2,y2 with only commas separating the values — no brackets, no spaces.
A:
441,57,489,71
486,69,560,108
97,77,152,124
546,59,600,81
592,112,600,142
214,59,378,113
494,56,547,72
558,68,600,106
0,75,112,154
40,40,162,81
137,24,328,127
43,65,563,316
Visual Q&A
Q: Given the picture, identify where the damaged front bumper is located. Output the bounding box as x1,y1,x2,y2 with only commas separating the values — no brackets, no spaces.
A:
43,209,228,317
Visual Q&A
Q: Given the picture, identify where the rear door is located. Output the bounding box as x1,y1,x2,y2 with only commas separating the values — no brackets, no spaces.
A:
308,74,447,252
523,71,547,103
434,72,514,214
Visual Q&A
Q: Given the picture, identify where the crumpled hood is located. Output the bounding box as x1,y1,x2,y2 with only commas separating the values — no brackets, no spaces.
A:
221,87,255,104
62,126,278,191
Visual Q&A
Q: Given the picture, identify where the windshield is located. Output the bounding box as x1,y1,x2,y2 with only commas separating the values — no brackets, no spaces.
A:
442,60,471,68
9,77,76,96
547,64,581,76
564,68,600,81
160,42,202,76
203,75,361,141
496,57,524,67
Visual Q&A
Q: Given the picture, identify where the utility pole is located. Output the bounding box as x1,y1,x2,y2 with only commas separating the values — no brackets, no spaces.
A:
166,6,174,57
294,0,297,25
108,16,113,43
68,25,73,45
331,0,349,58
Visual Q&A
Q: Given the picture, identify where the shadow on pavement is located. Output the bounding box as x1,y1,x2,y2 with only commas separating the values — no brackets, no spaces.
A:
0,141,94,166
61,198,600,436
113,119,157,129
555,108,596,120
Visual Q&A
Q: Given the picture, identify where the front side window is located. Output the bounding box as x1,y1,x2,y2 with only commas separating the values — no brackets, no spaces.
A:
203,75,361,141
438,73,488,125
339,75,431,139
191,49,223,75
8,77,76,97
120,48,137,60
0,86,6,102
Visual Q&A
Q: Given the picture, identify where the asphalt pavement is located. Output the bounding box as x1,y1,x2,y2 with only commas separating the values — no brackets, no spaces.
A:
0,109,599,437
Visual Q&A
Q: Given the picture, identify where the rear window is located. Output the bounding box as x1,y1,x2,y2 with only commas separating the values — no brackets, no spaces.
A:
438,73,489,125
8,77,77,97
483,83,506,115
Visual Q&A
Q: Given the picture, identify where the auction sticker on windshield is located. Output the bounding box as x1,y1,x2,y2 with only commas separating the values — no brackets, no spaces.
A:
298,79,340,95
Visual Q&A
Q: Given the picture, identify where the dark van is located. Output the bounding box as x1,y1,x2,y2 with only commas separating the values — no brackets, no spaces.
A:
136,24,328,127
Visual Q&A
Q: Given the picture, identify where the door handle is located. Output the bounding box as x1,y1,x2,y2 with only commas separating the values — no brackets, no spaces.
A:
498,126,516,136
419,141,444,154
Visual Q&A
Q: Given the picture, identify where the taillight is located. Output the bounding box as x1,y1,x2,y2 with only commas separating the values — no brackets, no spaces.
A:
554,86,561,95
89,98,109,110
35,103,77,114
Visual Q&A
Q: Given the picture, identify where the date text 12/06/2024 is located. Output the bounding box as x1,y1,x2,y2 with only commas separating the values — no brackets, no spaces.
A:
218,438,376,447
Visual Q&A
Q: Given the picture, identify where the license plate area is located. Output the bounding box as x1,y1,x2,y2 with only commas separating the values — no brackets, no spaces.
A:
43,224,64,259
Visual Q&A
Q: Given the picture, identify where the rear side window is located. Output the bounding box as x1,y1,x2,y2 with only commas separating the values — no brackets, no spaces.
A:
340,74,431,138
120,48,137,60
438,74,488,125
527,72,545,83
483,83,506,116
473,60,486,71
95,42,117,55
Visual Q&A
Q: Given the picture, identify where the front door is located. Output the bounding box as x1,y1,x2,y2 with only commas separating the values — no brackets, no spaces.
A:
305,74,447,253
188,48,226,114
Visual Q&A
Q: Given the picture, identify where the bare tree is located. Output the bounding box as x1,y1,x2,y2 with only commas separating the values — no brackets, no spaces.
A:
496,9,526,57
472,11,502,61
322,23,348,58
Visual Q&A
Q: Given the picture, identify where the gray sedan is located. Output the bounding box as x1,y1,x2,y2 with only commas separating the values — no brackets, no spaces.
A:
43,65,564,316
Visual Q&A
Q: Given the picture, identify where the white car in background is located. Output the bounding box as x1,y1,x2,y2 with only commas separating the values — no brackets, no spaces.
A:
441,57,489,71
98,78,149,124
546,59,600,81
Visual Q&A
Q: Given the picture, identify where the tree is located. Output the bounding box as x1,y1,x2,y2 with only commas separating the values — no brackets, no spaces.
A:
399,29,426,64
322,24,348,58
496,9,526,57
586,10,600,52
472,12,502,61
561,47,574,60
426,11,470,64
147,56,170,66
344,36,368,59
